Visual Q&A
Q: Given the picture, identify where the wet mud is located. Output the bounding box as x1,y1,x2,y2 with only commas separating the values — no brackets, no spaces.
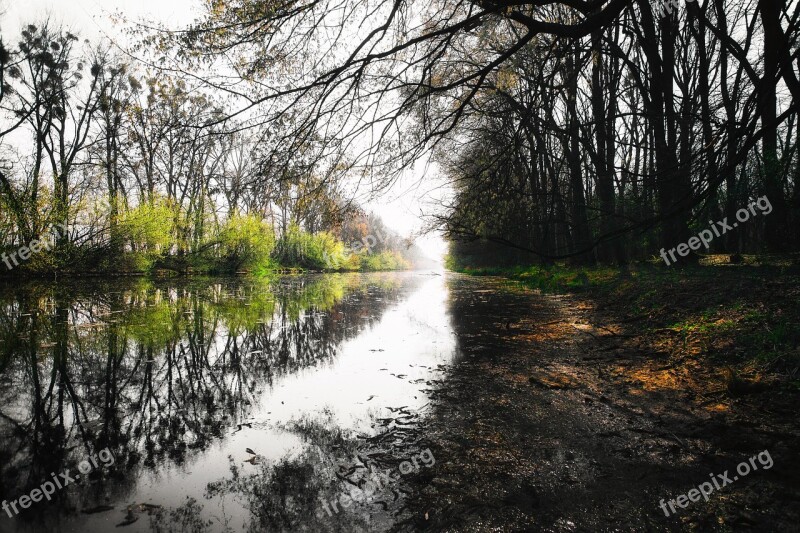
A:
394,275,800,532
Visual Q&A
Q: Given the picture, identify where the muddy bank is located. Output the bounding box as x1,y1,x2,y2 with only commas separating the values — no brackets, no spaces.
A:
395,273,800,532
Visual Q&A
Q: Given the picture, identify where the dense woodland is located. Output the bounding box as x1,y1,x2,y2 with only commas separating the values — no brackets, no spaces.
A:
1,0,799,272
1,3,800,532
436,0,800,266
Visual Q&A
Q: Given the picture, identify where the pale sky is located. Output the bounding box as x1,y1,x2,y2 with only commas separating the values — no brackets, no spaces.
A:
1,0,448,263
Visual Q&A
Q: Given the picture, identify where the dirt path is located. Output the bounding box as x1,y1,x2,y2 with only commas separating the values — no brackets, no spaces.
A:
394,275,800,532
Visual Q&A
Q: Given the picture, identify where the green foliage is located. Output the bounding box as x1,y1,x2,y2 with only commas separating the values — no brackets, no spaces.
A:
274,226,411,272
217,213,276,272
0,199,412,276
275,224,346,270
118,197,176,254
280,275,349,321
341,253,363,271
359,250,410,271
116,252,156,273
123,299,183,346
0,20,418,280
307,231,346,270
449,262,617,293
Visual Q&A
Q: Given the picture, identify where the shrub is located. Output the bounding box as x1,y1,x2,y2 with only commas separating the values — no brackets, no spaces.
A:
275,224,346,270
217,213,276,272
360,250,410,271
118,197,176,254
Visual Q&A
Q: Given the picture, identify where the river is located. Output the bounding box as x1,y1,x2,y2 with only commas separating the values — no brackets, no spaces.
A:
0,272,458,532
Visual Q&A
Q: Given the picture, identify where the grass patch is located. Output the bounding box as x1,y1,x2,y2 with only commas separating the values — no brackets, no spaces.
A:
458,264,619,293
453,262,800,381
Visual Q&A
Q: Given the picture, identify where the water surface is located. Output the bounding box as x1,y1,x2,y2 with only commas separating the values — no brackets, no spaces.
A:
0,272,456,532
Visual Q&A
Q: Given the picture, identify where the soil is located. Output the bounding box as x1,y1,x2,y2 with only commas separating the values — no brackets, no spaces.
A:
393,273,800,532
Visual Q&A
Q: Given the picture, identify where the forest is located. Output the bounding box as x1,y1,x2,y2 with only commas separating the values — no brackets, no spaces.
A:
437,0,800,268
2,1,798,271
0,1,799,532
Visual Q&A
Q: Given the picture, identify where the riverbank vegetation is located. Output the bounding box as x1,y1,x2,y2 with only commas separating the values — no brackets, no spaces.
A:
0,24,422,277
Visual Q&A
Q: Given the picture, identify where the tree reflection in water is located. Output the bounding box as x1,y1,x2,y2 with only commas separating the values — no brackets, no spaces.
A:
0,273,413,531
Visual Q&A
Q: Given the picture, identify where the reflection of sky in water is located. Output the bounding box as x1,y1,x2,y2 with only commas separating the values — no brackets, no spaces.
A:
0,273,456,532
260,273,455,432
